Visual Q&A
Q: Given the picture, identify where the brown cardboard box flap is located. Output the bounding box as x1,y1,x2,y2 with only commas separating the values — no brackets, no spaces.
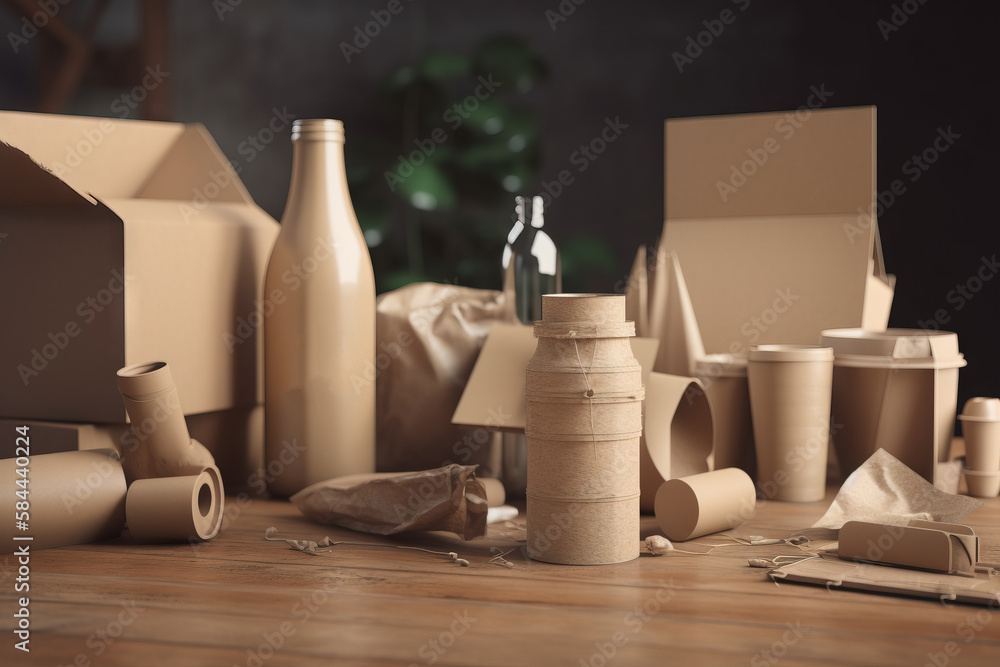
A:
0,111,278,422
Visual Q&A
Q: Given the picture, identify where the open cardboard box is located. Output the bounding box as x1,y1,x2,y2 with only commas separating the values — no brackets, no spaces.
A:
661,106,894,356
0,111,279,423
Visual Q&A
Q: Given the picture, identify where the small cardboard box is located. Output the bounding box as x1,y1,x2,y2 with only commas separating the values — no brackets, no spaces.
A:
0,111,279,423
661,106,894,356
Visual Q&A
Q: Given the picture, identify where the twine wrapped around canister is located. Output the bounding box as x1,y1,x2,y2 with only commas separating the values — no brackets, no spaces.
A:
526,294,644,564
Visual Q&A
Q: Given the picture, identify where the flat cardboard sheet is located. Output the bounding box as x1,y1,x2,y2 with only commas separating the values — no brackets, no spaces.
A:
661,106,894,353
771,556,1000,606
451,323,658,431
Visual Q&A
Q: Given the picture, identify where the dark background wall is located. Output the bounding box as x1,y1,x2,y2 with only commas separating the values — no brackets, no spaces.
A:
2,0,997,410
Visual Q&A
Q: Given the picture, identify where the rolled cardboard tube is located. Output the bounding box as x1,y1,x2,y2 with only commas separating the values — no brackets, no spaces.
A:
654,468,756,542
1,450,127,553
126,466,225,541
117,361,215,479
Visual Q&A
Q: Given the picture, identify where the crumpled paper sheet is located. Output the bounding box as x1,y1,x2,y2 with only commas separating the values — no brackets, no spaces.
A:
799,449,982,540
291,464,488,540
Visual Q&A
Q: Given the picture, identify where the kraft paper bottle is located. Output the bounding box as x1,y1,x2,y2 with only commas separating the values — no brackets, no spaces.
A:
264,119,376,497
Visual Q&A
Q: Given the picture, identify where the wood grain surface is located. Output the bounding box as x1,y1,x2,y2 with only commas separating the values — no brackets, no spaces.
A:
2,481,998,666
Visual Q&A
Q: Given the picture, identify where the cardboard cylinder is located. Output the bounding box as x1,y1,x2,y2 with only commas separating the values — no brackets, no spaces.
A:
126,466,224,541
747,345,833,502
1,450,126,553
963,469,1000,498
695,354,755,476
821,328,966,484
526,294,642,565
654,468,756,541
528,438,639,500
526,495,639,565
117,362,192,460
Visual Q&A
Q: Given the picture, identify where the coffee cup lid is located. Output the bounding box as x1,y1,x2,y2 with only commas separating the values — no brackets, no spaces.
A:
959,397,1000,422
820,328,966,370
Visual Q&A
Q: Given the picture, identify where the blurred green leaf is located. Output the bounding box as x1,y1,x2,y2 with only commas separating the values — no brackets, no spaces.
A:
393,162,456,211
418,51,471,80
473,35,547,94
560,236,618,276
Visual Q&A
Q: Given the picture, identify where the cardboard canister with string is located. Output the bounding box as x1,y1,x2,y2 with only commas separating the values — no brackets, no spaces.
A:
526,294,644,564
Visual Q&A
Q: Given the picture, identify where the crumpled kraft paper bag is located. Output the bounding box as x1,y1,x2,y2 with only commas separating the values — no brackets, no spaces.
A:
376,282,511,473
291,464,488,540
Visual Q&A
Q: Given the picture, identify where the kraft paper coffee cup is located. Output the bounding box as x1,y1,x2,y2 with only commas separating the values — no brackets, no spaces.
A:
747,345,833,502
959,397,1000,472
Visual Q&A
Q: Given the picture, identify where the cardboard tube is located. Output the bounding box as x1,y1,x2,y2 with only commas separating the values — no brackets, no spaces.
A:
126,467,224,541
117,361,216,479
1,450,126,553
654,468,755,541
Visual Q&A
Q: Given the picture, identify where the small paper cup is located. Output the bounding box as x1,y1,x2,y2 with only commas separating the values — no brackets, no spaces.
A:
963,469,1000,498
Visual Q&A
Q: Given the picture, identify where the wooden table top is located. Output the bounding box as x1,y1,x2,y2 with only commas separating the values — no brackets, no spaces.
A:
2,483,999,666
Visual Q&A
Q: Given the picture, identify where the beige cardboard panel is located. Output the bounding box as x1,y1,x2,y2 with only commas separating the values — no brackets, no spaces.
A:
663,215,871,353
665,106,875,219
451,323,659,430
113,198,274,413
0,206,126,422
0,111,185,199
137,124,250,204
771,556,1000,606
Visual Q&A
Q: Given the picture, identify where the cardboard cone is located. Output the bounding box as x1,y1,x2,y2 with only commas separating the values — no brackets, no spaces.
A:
624,246,649,337
646,244,670,341
654,468,756,541
658,255,706,377
640,373,714,512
